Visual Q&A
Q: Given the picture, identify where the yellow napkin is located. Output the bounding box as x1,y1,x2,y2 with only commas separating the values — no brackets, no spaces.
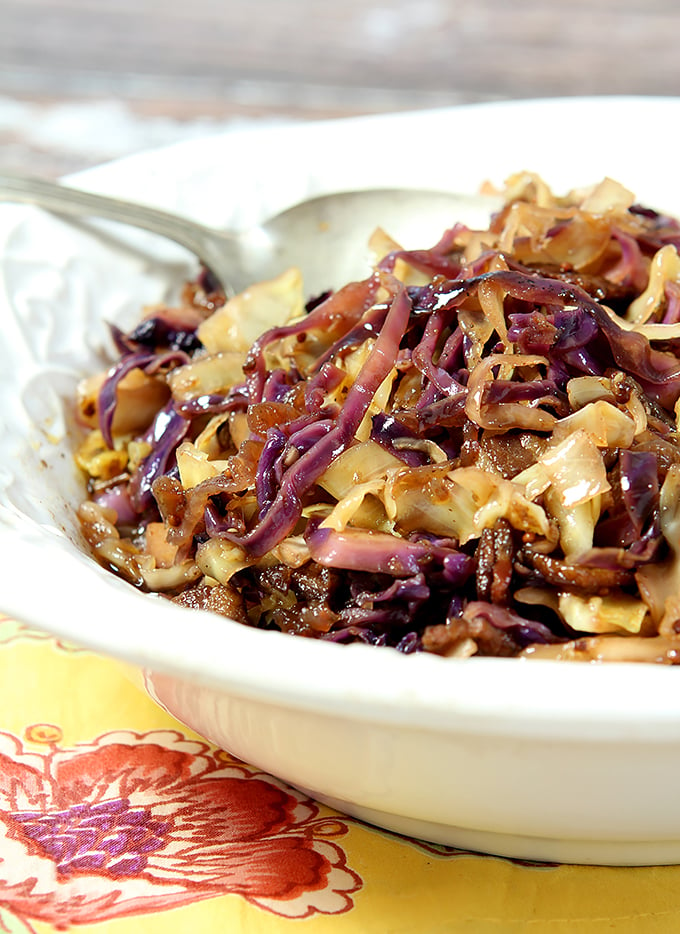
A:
1,615,679,934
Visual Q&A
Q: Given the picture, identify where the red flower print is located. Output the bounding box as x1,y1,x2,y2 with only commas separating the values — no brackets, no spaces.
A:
0,616,79,652
0,726,361,927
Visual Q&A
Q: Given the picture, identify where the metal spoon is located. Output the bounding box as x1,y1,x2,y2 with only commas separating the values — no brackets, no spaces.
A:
0,173,501,296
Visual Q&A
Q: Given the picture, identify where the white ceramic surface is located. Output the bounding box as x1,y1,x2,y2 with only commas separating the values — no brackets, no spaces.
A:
3,97,680,865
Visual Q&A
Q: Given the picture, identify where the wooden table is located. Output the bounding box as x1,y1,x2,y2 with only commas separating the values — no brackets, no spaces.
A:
1,0,679,176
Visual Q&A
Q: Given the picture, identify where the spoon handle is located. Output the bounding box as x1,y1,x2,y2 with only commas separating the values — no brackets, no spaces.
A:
0,173,235,291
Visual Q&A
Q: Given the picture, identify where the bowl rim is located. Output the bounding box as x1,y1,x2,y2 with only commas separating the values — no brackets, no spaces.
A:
4,532,680,739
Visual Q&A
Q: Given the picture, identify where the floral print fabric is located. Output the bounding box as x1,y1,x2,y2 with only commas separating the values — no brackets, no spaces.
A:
0,618,677,933
0,727,359,926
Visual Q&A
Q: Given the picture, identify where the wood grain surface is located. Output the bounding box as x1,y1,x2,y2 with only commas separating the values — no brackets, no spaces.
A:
0,0,678,175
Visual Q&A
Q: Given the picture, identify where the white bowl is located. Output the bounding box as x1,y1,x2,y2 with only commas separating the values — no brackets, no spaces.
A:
3,97,680,866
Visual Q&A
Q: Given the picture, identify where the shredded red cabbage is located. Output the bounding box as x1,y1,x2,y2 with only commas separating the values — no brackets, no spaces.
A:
75,176,680,663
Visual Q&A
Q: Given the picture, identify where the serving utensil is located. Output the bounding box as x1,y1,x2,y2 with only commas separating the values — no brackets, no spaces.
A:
0,173,499,296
